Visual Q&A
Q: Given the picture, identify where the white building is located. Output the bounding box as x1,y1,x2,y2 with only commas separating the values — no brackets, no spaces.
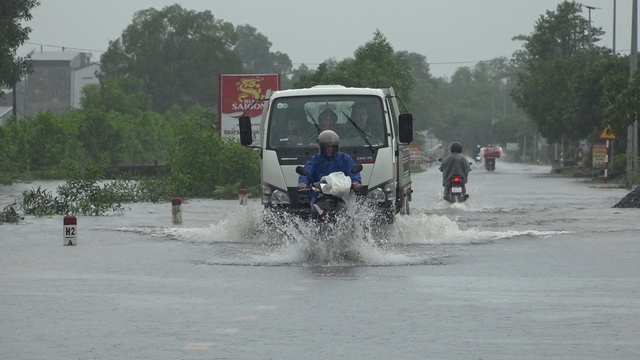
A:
71,63,101,109
26,51,101,115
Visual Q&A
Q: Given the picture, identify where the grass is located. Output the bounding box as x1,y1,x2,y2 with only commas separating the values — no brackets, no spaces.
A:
551,165,639,186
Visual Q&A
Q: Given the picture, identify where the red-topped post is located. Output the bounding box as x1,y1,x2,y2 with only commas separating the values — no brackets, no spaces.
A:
239,189,249,206
604,140,609,184
172,197,182,224
63,215,77,246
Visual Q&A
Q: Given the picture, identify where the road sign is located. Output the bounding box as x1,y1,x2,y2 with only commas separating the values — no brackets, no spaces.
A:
598,125,617,140
592,143,607,168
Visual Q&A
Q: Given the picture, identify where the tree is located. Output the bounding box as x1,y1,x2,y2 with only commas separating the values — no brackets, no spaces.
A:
23,112,84,171
233,24,292,76
566,52,625,139
167,106,259,197
428,58,528,149
80,76,151,116
400,51,439,132
604,59,640,136
294,30,414,102
432,66,495,147
511,1,610,143
100,4,245,112
0,0,40,97
287,63,314,89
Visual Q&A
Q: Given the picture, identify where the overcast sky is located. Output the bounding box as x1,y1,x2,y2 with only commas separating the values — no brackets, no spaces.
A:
18,0,637,79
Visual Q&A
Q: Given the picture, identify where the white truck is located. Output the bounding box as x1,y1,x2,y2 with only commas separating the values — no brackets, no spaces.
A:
239,85,413,223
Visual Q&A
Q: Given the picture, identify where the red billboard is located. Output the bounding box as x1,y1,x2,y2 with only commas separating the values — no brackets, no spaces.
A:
218,74,281,140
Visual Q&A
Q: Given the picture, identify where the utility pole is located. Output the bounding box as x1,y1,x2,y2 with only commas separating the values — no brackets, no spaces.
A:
533,133,537,163
585,5,601,47
490,93,495,143
613,0,617,54
632,0,638,186
11,84,17,117
610,0,617,171
628,0,638,190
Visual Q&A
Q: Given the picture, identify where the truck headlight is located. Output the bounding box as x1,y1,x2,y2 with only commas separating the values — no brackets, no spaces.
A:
367,182,396,203
270,189,290,205
367,188,386,202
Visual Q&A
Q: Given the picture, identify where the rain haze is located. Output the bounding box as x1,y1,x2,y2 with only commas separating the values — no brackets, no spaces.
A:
18,0,637,79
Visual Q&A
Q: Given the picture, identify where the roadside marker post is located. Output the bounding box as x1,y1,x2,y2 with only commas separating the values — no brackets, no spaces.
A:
172,197,182,225
605,141,609,184
63,215,77,246
239,189,249,206
577,148,583,169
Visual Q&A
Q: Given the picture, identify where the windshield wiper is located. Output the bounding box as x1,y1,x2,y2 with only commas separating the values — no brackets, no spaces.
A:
342,111,374,153
305,108,322,134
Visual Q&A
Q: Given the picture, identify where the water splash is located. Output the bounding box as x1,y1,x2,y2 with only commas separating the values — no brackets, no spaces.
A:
115,202,573,266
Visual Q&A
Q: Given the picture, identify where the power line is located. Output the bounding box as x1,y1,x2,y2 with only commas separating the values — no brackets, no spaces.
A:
23,41,633,69
24,41,107,54
20,41,502,66
428,60,484,65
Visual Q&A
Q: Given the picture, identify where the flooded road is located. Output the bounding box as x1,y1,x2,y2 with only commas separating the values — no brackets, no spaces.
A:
1,161,639,359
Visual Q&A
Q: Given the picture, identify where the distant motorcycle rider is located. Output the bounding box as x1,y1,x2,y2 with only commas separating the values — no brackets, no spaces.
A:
439,142,472,198
298,126,362,205
473,144,482,163
473,144,481,157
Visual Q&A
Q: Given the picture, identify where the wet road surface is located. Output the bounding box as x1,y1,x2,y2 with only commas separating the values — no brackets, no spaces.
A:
1,161,639,359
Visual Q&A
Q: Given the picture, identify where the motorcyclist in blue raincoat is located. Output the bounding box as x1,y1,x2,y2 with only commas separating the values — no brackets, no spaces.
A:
298,116,362,205
473,144,481,157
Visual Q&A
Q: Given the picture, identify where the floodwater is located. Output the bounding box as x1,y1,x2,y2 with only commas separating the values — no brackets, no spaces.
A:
1,161,639,359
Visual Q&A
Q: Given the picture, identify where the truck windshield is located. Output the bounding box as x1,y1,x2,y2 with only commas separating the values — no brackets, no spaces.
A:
267,95,387,149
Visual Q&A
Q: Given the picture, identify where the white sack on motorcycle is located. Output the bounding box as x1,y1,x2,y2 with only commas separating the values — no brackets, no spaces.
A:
320,172,352,198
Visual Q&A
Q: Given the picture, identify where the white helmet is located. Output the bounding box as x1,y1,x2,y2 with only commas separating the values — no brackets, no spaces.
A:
317,130,339,157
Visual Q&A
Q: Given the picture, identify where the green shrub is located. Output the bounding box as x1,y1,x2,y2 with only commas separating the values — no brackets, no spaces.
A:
0,204,21,224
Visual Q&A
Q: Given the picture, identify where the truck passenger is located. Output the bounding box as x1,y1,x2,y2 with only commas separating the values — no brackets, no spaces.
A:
273,106,311,146
318,109,338,130
343,102,383,140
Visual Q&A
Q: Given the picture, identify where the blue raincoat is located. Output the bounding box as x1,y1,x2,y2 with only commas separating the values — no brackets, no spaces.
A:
298,152,362,203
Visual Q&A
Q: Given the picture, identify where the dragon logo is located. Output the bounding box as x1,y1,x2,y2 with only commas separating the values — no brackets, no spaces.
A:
236,77,264,103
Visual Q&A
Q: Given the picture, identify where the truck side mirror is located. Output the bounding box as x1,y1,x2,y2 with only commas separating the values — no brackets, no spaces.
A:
398,113,413,144
239,116,253,146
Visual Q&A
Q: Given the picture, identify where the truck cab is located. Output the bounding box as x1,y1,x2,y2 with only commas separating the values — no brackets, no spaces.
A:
239,85,413,223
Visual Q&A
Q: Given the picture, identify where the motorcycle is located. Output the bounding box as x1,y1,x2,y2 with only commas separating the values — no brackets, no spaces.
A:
483,147,501,171
295,164,364,263
474,153,482,164
438,157,472,203
484,157,496,171
296,164,363,224
444,174,469,203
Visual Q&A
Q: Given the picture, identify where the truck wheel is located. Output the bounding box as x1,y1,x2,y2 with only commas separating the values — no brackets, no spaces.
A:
401,195,410,215
400,194,411,215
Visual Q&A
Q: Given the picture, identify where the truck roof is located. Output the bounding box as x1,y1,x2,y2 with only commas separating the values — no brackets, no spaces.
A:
268,85,391,99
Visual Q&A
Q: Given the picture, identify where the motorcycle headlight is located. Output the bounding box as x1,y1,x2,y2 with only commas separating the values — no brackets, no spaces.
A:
270,189,290,205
